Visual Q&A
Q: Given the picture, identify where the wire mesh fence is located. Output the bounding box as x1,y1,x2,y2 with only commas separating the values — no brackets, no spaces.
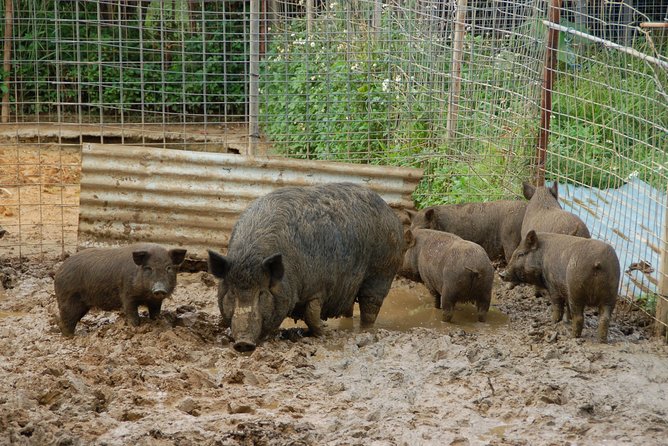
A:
0,0,667,331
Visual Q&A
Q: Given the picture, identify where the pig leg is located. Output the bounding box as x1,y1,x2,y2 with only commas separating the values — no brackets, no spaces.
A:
343,301,355,318
58,296,89,337
570,300,585,338
303,297,324,337
428,289,441,309
440,289,455,323
548,288,566,323
597,303,613,343
122,297,141,327
147,300,163,320
476,298,490,322
358,276,392,328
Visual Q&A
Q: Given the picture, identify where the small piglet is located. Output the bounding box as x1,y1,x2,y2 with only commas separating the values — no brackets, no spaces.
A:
521,182,590,238
54,243,187,336
500,230,620,342
400,229,494,323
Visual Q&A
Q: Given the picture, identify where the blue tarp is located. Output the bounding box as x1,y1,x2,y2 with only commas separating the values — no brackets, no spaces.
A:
557,177,665,299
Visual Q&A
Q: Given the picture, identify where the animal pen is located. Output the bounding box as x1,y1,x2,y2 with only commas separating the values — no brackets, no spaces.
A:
0,0,667,336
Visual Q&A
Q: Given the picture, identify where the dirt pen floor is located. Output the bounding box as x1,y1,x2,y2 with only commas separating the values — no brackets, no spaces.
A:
1,137,668,445
1,265,667,446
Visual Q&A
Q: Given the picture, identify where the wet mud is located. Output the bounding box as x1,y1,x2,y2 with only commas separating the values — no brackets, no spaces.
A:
1,264,667,446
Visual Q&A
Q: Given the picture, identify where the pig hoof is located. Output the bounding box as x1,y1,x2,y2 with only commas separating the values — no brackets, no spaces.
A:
233,341,256,353
308,327,324,337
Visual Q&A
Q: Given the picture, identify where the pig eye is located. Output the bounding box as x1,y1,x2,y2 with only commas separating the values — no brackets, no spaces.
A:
166,265,173,272
516,252,525,258
143,266,153,272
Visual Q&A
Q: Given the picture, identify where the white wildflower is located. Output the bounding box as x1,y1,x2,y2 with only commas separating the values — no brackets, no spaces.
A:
382,78,390,92
311,41,316,47
330,2,338,9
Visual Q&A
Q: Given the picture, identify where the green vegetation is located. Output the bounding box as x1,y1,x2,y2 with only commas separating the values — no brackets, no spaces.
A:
7,1,248,118
3,2,665,202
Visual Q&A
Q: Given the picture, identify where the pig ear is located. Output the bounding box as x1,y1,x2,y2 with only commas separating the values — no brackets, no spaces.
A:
132,250,149,266
169,248,187,266
208,250,230,279
406,209,417,221
549,182,558,199
424,208,435,223
526,230,539,248
262,253,284,287
403,229,415,248
522,182,535,199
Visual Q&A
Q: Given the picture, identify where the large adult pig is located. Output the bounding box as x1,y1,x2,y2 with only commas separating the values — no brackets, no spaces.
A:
400,228,494,323
521,182,590,238
208,182,404,352
54,243,187,336
407,200,526,263
500,230,620,342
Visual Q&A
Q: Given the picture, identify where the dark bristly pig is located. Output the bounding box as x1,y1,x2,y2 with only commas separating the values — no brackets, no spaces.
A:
521,181,590,238
500,230,620,342
407,200,527,264
399,228,494,323
54,243,187,336
207,182,404,353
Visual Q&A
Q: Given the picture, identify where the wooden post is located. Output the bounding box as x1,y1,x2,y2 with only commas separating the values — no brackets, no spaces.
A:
2,0,14,123
372,0,382,40
446,0,467,140
306,0,314,38
248,0,260,156
535,0,562,187
656,189,668,342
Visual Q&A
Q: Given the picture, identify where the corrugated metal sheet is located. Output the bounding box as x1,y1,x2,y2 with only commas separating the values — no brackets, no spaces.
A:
78,143,423,259
558,178,666,300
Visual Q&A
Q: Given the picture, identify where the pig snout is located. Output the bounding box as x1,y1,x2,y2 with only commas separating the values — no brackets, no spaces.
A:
233,340,257,353
230,305,262,353
151,282,169,298
498,269,509,281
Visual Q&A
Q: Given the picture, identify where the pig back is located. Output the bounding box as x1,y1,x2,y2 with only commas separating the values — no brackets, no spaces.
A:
54,244,144,308
416,201,526,262
539,234,620,305
227,183,404,319
413,229,493,297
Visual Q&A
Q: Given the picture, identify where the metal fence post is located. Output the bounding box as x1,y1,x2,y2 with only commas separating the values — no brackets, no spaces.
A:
446,0,467,140
2,0,14,123
249,0,260,156
535,0,562,186
656,190,668,342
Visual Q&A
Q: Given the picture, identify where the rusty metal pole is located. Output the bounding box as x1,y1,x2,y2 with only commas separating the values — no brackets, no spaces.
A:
656,189,668,342
535,0,562,186
2,0,14,123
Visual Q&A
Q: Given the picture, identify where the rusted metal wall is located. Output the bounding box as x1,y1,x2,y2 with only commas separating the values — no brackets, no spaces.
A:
78,144,423,259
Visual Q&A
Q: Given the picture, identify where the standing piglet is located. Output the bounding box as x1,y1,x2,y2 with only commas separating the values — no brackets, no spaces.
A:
407,200,527,264
500,230,620,342
208,182,404,352
400,229,494,323
54,243,187,336
521,181,590,238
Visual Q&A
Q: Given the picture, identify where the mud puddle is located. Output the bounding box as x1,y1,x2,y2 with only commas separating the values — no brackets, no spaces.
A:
279,281,508,336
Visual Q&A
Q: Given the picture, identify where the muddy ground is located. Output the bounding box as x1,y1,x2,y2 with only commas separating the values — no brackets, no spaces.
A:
1,261,667,446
